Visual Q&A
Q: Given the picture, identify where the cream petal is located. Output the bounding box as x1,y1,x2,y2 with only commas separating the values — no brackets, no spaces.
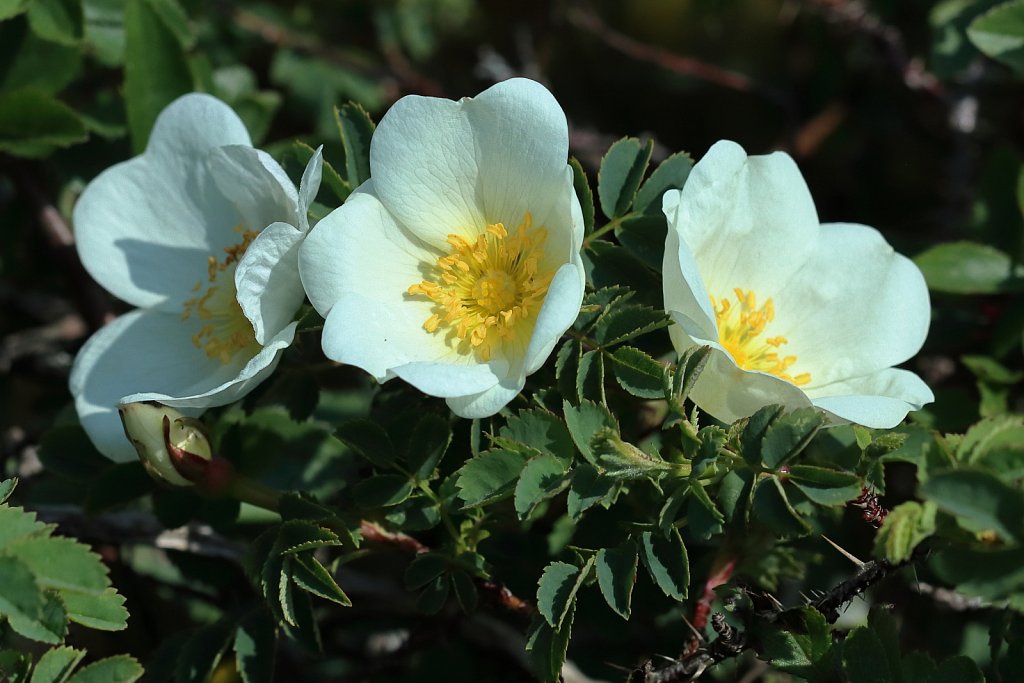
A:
524,262,585,375
297,146,324,233
446,381,523,419
662,191,718,342
299,181,438,318
370,78,569,248
73,94,252,313
671,140,820,298
771,223,931,385
208,145,299,232
809,368,934,429
235,222,305,345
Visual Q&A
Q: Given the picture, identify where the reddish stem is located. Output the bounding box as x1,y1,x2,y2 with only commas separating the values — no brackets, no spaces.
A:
684,558,737,655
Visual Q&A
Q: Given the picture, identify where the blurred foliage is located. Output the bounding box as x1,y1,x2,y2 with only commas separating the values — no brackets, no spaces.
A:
2,0,1024,682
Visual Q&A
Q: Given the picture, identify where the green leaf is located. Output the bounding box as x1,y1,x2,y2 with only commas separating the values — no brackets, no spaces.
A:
514,453,569,519
639,529,689,601
143,0,191,48
0,649,31,683
596,543,637,619
922,467,1024,541
739,404,785,466
760,408,826,469
83,0,127,66
597,137,653,218
335,419,397,469
65,656,142,683
536,558,593,629
752,476,811,538
0,479,15,505
968,0,1024,72
633,150,694,213
294,140,351,203
405,414,451,481
759,607,832,678
9,591,66,644
290,555,351,606
591,429,672,480
963,355,1024,384
842,626,895,683
454,449,527,508
914,241,1024,294
0,0,32,20
274,520,342,555
404,552,449,590
497,410,575,465
525,603,575,683
874,501,937,563
30,647,86,683
6,535,113,593
123,0,193,152
788,465,861,505
234,610,277,683
0,556,47,641
334,102,375,186
0,88,87,157
932,655,986,683
609,346,665,399
450,570,478,613
60,589,129,631
592,303,670,347
569,157,595,234
174,621,233,683
614,214,667,271
555,339,582,403
27,0,84,46
670,345,712,404
567,463,617,520
562,399,617,465
576,349,605,404
415,574,449,615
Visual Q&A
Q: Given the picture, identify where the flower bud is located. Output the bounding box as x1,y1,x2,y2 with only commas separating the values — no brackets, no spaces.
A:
118,402,212,486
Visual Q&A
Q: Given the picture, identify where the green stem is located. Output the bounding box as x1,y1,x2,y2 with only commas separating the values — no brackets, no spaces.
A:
582,211,636,247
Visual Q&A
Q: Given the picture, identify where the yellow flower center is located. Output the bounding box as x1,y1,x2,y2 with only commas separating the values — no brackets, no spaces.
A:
711,288,811,386
181,226,259,364
407,213,553,361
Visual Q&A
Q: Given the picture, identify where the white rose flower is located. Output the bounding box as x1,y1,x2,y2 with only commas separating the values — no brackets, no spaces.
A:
299,78,585,418
70,93,322,461
662,140,933,429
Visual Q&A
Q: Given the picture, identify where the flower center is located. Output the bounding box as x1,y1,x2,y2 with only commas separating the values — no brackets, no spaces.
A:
407,213,553,360
181,226,259,364
711,288,810,386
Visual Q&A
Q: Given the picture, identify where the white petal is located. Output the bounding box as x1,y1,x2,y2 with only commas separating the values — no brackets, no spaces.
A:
810,368,934,429
771,223,931,384
370,78,569,248
74,94,253,312
524,262,585,375
297,146,324,233
299,181,438,317
208,145,299,231
670,140,820,298
662,192,718,342
235,222,305,345
446,381,523,418
685,343,813,425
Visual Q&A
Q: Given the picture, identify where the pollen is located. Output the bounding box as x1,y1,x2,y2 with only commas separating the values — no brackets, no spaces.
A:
181,226,260,364
711,288,811,386
406,213,553,360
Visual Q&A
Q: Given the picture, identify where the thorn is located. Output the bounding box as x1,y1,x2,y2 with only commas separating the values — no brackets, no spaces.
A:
653,654,678,663
799,591,813,604
821,534,866,568
764,593,785,611
603,662,635,673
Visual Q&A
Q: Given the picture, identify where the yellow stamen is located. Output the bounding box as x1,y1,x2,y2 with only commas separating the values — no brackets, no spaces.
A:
406,213,553,360
711,288,810,386
181,226,260,364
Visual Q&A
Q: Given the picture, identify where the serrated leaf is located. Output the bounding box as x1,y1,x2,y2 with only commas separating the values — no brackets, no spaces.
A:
353,474,414,509
591,429,672,480
454,449,527,508
968,1,1024,73
0,556,46,640
598,137,653,218
921,468,1024,542
415,574,450,615
563,399,618,465
65,656,142,683
758,607,832,678
525,602,575,683
567,463,616,520
30,647,86,683
405,552,449,590
235,609,277,683
123,0,192,152
498,410,575,465
280,584,321,652
932,655,985,683
569,157,594,234
0,479,15,505
752,476,811,538
5,535,110,594
914,241,1024,294
633,150,694,213
592,303,670,347
788,465,861,505
335,419,397,469
614,214,667,271
536,557,593,629
874,501,936,563
61,589,128,631
290,555,351,606
639,529,689,601
274,521,342,556
760,408,825,469
406,414,451,481
609,346,665,399
739,404,785,466
0,504,51,549
335,102,375,186
842,626,895,683
514,453,570,519
9,591,66,644
671,344,712,404
0,88,87,157
451,570,478,614
576,349,605,403
555,339,582,403
596,543,637,619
